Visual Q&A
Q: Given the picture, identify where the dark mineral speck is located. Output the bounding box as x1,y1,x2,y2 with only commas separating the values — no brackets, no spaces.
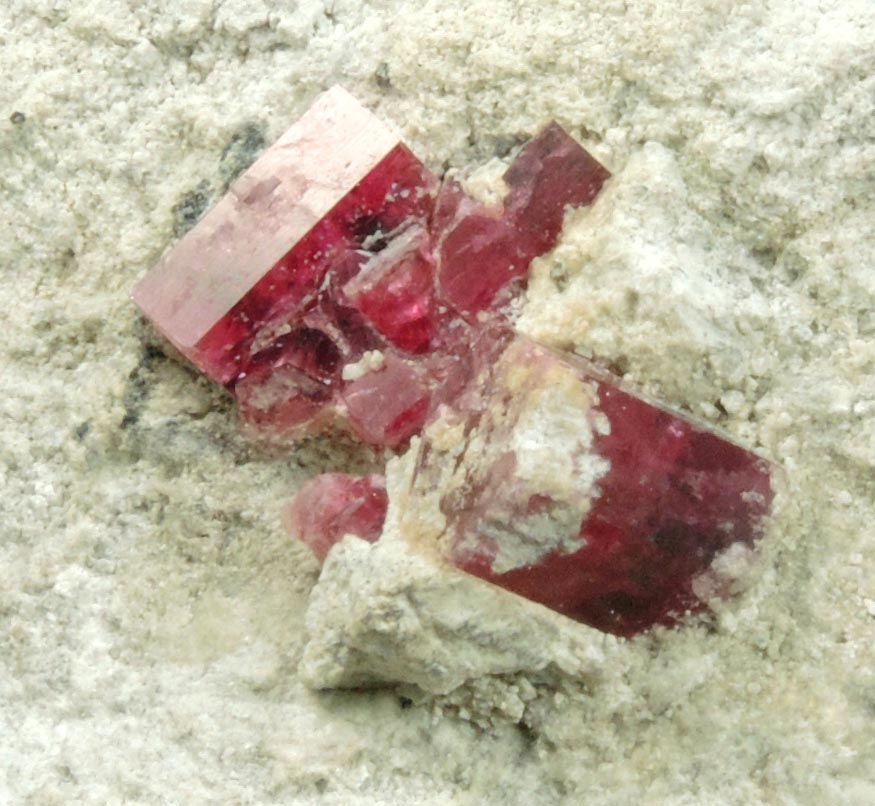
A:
374,62,391,89
219,122,267,189
172,180,213,238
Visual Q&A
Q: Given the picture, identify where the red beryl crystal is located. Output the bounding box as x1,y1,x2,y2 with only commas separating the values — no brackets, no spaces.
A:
292,339,775,637
409,339,775,636
132,86,610,448
283,473,388,561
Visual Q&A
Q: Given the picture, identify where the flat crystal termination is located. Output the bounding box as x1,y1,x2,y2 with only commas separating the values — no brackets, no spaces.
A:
134,86,609,448
133,86,402,358
290,339,775,637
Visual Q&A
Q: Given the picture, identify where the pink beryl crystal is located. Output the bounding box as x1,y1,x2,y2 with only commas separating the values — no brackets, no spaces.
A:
133,87,775,636
283,473,388,561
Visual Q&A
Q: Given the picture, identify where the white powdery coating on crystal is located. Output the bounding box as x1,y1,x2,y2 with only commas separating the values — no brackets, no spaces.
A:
410,341,610,575
341,349,386,381
485,371,609,574
691,543,759,602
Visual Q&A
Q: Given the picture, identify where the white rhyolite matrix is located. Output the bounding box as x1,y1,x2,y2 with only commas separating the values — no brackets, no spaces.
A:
2,0,875,802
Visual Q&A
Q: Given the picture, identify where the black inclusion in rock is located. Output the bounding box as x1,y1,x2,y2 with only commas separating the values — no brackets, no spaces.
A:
172,180,213,238
220,122,267,190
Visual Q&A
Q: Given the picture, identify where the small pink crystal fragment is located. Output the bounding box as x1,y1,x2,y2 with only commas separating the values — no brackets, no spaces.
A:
436,210,524,314
503,122,611,255
342,353,432,448
284,473,388,560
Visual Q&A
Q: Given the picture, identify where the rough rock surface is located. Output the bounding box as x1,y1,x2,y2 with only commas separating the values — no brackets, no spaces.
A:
3,0,875,803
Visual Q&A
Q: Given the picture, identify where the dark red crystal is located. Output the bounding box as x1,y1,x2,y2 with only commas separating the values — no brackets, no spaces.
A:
439,343,774,636
503,122,611,255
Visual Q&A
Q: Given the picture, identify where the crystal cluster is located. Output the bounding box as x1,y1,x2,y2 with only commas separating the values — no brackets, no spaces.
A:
133,86,609,448
134,87,775,636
